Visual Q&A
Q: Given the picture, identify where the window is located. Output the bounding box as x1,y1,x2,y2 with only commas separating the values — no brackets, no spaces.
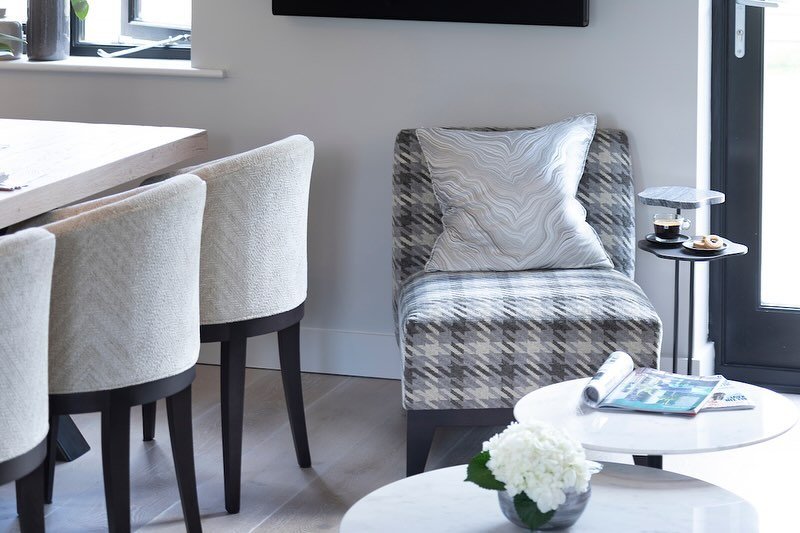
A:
71,0,191,59
2,0,27,23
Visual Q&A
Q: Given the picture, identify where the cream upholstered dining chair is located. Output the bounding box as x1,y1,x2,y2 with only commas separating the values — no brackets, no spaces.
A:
141,135,315,514
14,174,206,532
0,229,55,533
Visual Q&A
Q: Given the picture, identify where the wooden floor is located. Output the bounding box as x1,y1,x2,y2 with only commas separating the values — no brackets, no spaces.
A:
1,364,799,532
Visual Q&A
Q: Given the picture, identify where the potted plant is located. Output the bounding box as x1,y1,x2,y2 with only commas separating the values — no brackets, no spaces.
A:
26,0,88,60
0,7,24,59
466,421,601,531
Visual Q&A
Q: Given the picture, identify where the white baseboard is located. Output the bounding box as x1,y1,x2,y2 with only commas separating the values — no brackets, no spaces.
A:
659,341,716,375
198,327,402,379
199,328,716,380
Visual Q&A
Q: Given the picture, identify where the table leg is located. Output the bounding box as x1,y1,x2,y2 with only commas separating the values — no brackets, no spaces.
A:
632,455,663,469
56,415,91,462
687,262,695,376
673,260,680,373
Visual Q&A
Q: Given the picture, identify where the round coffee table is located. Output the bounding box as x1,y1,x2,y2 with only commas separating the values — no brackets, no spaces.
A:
339,463,758,532
514,378,797,458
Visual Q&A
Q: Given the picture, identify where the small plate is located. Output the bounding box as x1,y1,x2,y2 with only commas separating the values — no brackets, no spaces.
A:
646,233,690,246
683,238,727,253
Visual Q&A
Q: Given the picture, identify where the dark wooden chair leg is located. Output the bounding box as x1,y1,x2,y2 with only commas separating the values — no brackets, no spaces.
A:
142,402,157,441
16,462,45,533
221,331,247,514
406,410,437,477
55,415,91,462
44,414,59,503
277,322,311,468
101,400,132,533
166,385,202,532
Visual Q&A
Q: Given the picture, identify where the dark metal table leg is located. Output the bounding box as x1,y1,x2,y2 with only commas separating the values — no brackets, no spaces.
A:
673,260,680,373
56,415,91,462
633,455,664,469
687,262,695,376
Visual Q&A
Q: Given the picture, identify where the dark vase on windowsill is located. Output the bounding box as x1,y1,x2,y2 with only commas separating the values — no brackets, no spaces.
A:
27,0,70,61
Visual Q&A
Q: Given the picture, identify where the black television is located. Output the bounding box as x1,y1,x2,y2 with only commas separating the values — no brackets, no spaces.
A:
272,0,589,28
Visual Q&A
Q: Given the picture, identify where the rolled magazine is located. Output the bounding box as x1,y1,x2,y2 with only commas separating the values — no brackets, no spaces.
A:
582,351,635,407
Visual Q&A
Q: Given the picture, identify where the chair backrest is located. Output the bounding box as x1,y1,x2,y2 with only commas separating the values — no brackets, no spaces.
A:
392,127,636,299
23,174,206,395
182,135,314,325
0,228,54,467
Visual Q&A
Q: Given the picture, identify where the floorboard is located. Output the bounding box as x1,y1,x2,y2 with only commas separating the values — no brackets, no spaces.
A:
1,364,799,532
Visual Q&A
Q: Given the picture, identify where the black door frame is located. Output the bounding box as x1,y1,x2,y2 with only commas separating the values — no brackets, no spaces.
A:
710,0,800,392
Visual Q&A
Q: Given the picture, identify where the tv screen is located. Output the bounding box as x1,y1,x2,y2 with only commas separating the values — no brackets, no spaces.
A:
272,0,589,27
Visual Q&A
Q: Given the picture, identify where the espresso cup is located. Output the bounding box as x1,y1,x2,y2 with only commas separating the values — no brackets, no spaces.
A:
653,213,690,239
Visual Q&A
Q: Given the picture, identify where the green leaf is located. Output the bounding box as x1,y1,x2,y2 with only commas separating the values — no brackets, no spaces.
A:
513,493,556,531
0,43,11,53
71,0,89,20
0,32,25,44
465,451,505,491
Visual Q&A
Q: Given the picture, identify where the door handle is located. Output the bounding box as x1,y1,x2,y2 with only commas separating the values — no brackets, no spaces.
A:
735,0,780,59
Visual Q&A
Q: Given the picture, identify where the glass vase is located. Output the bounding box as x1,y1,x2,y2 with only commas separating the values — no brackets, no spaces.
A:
27,0,70,61
497,485,591,531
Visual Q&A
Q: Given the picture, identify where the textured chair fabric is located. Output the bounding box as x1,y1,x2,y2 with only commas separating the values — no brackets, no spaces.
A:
392,126,662,412
398,269,661,410
147,135,314,325
15,175,206,395
393,128,636,304
0,229,54,463
139,135,315,514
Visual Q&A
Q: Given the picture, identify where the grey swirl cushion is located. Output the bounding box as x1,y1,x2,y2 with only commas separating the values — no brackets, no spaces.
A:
397,269,662,410
416,113,612,272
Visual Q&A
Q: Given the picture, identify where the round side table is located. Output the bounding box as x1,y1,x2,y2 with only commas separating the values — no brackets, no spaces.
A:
340,463,758,532
514,378,797,468
638,238,747,375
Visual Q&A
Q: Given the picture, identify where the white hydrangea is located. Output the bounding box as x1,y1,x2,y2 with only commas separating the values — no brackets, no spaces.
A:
483,421,600,513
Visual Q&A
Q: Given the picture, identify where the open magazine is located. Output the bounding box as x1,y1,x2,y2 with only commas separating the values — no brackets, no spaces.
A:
581,352,751,415
701,379,756,411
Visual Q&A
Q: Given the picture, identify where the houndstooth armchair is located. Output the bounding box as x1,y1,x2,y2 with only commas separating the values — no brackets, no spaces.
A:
392,127,663,475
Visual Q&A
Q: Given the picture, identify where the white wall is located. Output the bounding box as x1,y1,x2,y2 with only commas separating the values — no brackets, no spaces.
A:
0,0,712,377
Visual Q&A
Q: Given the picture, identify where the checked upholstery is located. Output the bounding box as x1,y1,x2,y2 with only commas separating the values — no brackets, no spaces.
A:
393,127,663,411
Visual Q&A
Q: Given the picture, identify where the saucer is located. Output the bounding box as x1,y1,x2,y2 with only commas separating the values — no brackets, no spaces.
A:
645,233,690,246
682,239,727,253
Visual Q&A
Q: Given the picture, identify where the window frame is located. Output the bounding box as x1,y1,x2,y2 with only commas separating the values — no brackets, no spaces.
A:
69,0,190,60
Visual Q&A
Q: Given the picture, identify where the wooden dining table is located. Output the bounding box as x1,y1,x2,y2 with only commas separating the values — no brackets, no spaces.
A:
0,118,207,228
0,118,208,460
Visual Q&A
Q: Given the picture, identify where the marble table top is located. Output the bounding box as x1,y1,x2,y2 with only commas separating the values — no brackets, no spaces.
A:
339,463,758,532
514,378,797,455
638,186,725,209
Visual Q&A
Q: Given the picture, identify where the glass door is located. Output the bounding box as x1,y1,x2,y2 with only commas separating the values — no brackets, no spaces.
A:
712,0,800,389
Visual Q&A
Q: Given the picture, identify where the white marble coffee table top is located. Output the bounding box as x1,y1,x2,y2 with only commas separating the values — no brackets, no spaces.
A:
514,378,798,455
339,462,758,532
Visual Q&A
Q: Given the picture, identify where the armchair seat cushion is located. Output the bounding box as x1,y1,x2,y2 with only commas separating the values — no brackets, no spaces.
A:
397,268,662,410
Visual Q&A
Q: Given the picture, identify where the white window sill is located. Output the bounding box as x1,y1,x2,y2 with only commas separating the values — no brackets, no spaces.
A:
0,56,225,78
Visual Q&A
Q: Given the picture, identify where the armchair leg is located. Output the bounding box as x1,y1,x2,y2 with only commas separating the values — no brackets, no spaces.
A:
166,385,201,532
278,322,311,468
142,402,157,441
16,462,45,533
101,400,131,533
406,410,437,477
220,331,247,514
